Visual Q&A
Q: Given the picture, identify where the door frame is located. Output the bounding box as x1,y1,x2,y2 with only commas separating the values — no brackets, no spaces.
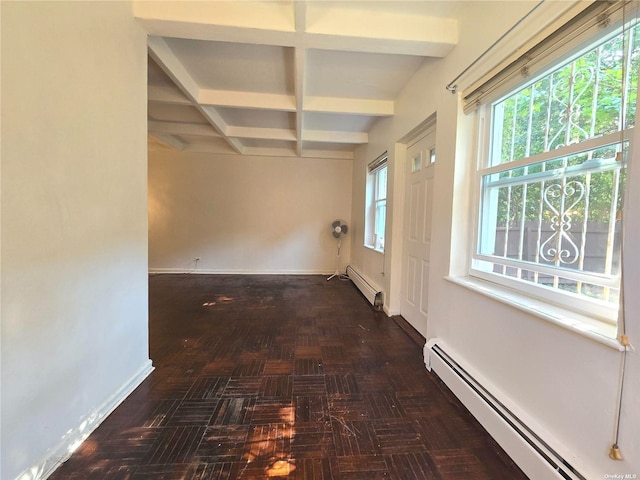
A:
386,114,437,322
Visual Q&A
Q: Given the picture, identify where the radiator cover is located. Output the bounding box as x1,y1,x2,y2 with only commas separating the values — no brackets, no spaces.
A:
426,340,587,480
346,265,383,308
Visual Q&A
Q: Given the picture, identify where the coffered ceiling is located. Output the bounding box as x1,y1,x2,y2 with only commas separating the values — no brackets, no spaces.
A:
136,1,459,159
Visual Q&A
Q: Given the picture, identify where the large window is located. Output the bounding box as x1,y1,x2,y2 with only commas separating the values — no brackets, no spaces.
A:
472,20,639,321
366,153,388,252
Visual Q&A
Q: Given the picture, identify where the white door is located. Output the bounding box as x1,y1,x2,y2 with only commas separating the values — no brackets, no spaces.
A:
400,130,436,335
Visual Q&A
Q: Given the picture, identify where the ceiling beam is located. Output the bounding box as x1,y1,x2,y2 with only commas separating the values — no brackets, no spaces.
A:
294,48,306,157
304,96,394,116
149,133,186,151
226,126,296,141
148,85,191,105
302,149,354,160
184,142,240,154
303,4,457,56
242,146,298,158
198,106,244,152
134,1,295,44
303,130,368,144
304,34,455,57
138,20,296,47
147,36,199,102
148,36,243,153
136,2,456,56
198,89,295,111
142,20,452,57
293,2,307,157
149,120,219,137
140,2,462,160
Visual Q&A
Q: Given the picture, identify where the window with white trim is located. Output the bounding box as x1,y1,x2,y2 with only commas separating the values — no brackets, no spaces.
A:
471,9,639,322
365,153,388,252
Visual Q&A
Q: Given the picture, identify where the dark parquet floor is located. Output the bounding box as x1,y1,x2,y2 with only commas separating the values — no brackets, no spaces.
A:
50,274,528,479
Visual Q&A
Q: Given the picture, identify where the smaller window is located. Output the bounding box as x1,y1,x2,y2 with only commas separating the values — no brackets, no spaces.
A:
373,166,387,250
365,153,388,252
411,152,422,172
429,147,436,164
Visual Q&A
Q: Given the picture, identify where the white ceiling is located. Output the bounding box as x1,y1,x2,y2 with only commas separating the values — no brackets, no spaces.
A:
138,1,460,160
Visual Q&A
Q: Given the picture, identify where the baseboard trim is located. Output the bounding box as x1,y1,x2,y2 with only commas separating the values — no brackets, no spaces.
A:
149,268,336,275
23,360,154,480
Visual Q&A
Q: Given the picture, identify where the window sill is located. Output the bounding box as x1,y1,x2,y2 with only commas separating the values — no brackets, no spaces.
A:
363,244,385,255
445,276,624,351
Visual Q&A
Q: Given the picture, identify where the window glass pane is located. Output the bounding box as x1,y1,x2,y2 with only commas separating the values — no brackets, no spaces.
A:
478,144,624,303
491,23,640,166
475,257,620,304
412,153,422,172
367,164,387,251
375,201,386,250
376,166,387,200
375,167,387,250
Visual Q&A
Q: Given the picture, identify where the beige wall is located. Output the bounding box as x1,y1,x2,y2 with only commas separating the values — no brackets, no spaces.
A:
1,2,150,479
149,149,353,274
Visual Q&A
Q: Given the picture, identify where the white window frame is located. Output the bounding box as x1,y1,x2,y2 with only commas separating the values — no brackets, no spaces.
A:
365,154,387,253
469,20,637,325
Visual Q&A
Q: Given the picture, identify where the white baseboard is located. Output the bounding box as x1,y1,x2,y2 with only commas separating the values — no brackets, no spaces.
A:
383,305,400,316
149,268,335,275
21,360,154,480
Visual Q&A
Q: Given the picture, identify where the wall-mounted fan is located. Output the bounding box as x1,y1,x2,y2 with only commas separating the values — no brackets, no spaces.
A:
327,220,349,281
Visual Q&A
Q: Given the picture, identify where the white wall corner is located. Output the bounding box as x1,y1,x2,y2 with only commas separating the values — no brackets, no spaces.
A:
18,361,154,480
382,305,400,317
386,143,408,315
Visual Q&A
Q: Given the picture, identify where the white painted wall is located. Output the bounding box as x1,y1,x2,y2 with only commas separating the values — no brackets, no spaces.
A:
1,2,151,479
148,149,352,274
350,1,640,478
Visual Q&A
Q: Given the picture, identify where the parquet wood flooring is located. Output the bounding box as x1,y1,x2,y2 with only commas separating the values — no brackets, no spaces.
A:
50,274,528,479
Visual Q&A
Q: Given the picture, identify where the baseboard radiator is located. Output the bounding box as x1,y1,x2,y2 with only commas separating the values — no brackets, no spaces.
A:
346,265,383,308
426,340,587,480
